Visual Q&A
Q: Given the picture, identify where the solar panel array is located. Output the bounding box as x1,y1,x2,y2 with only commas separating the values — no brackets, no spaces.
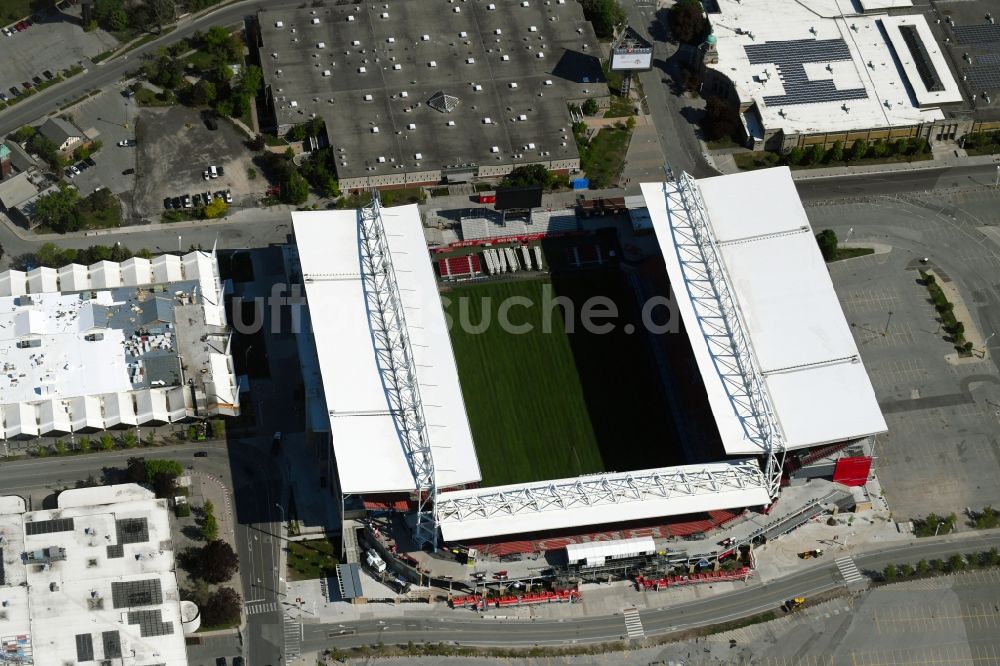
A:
115,517,149,545
744,39,869,106
111,578,163,609
106,543,125,559
0,548,5,586
953,24,1000,46
899,25,945,92
76,633,95,662
965,66,1000,91
127,609,174,637
24,517,74,536
102,630,122,659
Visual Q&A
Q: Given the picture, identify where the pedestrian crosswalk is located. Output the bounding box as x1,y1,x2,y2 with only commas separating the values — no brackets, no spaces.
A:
835,556,865,585
283,615,302,660
623,607,645,639
245,601,277,616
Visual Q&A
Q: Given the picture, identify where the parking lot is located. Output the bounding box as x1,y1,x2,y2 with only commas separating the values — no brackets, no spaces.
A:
0,7,116,102
53,87,140,216
810,192,1000,519
133,105,257,219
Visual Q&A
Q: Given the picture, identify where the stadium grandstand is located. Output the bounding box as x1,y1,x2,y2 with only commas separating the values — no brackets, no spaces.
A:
286,166,885,563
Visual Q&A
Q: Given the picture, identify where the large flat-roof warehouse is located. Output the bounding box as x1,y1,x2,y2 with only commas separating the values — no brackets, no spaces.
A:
257,0,603,189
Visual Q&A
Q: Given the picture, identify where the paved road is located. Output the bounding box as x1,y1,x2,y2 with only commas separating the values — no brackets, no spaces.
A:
304,531,1000,652
794,163,1000,201
0,0,305,137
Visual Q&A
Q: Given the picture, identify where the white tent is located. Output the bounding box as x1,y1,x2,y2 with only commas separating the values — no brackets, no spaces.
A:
206,353,239,416
57,263,91,292
135,388,170,423
121,257,153,286
69,395,105,431
152,255,183,284
101,392,137,427
26,267,58,294
4,403,38,438
181,251,216,281
0,270,28,297
165,386,190,421
37,399,72,434
89,260,123,289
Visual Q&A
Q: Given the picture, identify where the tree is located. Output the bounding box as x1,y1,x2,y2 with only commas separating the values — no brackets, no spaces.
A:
79,436,91,453
894,138,909,156
34,185,82,233
870,139,888,158
236,65,262,98
125,456,147,484
248,134,266,151
807,143,826,165
816,229,838,261
883,563,897,581
900,563,914,577
582,97,599,116
500,163,553,189
911,137,927,156
669,0,707,44
916,559,929,576
145,459,183,480
108,8,128,31
829,140,844,163
199,540,238,583
201,587,241,627
286,124,308,142
976,506,998,530
787,147,805,165
701,96,741,142
201,500,219,541
190,79,217,106
122,431,138,449
11,125,36,143
100,434,115,450
579,0,625,39
54,440,67,455
203,198,228,218
948,554,966,572
850,139,868,161
986,547,999,566
282,169,310,205
149,0,175,31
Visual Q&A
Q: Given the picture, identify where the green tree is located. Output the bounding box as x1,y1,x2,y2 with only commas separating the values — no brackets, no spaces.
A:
236,65,262,98
108,8,128,31
100,434,115,450
787,147,806,165
948,554,966,572
149,0,175,30
829,140,844,163
190,79,217,106
286,124,308,142
916,559,929,576
201,586,241,626
668,0,707,44
985,547,999,566
203,198,228,219
54,440,67,455
900,563,914,577
807,143,826,165
79,436,91,453
201,501,219,541
582,97,599,116
282,169,310,205
870,139,888,158
123,431,138,449
145,459,183,479
816,229,838,261
579,0,626,39
850,139,868,161
12,125,36,143
976,507,998,530
199,540,238,582
883,563,897,581
701,96,741,142
500,164,553,188
894,138,909,156
910,137,928,155
34,185,82,233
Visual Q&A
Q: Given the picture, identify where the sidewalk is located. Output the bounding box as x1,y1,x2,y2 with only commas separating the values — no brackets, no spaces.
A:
710,147,1000,181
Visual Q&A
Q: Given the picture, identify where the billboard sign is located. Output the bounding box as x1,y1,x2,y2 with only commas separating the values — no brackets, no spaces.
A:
611,49,653,71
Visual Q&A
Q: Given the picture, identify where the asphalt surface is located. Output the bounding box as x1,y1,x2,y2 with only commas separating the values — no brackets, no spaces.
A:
305,531,1000,651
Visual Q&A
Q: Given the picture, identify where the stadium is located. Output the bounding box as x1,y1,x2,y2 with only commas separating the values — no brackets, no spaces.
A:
287,166,886,588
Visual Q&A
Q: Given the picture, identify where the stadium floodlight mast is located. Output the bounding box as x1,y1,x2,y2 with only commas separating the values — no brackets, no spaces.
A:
660,166,786,498
357,190,440,549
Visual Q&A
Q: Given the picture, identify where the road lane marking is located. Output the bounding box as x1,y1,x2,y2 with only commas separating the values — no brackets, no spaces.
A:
622,607,644,639
835,556,865,585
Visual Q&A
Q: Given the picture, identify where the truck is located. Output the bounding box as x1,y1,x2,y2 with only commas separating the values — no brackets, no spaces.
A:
783,597,806,612
798,549,824,559
366,549,386,574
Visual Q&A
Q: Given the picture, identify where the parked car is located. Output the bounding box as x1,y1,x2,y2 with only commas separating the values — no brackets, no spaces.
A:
15,22,25,31
163,197,173,210
122,167,135,175
171,196,181,209
21,81,32,90
192,193,202,206
75,161,89,172
182,195,192,208
194,451,208,458
84,157,96,167
204,116,218,130
208,165,219,179
2,28,12,37
8,86,19,97
31,76,42,85
202,170,210,180
67,165,80,177
42,70,53,80
224,190,233,203
0,92,6,101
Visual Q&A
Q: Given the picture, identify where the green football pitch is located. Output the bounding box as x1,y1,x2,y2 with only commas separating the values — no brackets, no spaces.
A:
444,274,678,487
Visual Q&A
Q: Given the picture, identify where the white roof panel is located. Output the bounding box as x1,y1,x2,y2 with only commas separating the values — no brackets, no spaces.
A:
565,536,655,563
438,461,770,542
293,205,481,494
641,169,886,455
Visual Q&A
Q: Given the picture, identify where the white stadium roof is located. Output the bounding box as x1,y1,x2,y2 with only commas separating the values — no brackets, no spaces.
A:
292,205,481,494
436,460,770,542
641,168,886,457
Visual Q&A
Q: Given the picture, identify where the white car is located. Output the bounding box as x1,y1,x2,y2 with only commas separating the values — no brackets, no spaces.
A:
202,170,210,180
2,28,12,37
67,165,80,178
224,190,232,203
117,139,135,147
209,165,219,179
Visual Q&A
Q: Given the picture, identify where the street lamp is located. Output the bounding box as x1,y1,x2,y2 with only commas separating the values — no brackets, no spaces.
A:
995,165,999,188
177,235,182,254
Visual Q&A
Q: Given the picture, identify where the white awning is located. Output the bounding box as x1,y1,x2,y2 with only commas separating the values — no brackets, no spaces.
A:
69,395,105,431
4,403,38,437
26,267,57,294
0,270,28,297
135,388,170,423
152,254,183,284
565,536,656,565
89,260,123,289
37,398,71,434
57,264,90,292
101,392,137,427
121,257,152,286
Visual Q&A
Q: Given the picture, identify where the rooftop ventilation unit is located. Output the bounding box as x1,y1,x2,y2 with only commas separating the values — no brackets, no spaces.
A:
428,91,461,113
